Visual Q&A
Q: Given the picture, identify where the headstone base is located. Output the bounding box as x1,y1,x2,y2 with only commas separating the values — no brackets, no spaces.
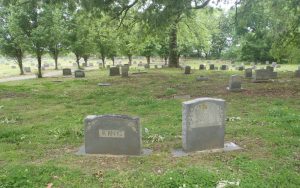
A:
226,87,244,92
172,142,242,157
76,146,152,156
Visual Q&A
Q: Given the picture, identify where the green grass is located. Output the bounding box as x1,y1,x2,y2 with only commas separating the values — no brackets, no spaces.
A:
0,66,299,187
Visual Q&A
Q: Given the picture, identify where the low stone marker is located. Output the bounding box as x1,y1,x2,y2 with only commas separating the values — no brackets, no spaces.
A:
237,66,244,71
154,65,158,69
271,62,277,67
196,76,209,81
109,67,120,76
144,64,150,69
63,68,72,76
89,63,94,67
227,75,242,91
182,98,226,152
82,63,87,67
121,65,129,77
75,70,85,78
221,65,228,70
24,67,31,73
209,64,215,70
11,66,16,69
266,66,274,72
83,115,142,155
184,66,191,74
245,68,252,78
199,64,206,70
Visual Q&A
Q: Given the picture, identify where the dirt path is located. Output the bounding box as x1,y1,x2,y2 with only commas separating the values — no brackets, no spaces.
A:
0,70,63,83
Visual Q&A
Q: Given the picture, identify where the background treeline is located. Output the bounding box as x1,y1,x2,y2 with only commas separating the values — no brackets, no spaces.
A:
0,0,299,76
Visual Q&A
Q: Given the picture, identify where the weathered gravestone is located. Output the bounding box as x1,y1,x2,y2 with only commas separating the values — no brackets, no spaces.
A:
295,70,300,78
266,66,274,72
237,66,244,71
227,75,242,91
266,66,277,79
221,65,228,70
252,69,271,82
271,62,277,68
109,67,120,76
75,70,85,78
182,98,226,152
121,65,129,77
89,63,94,67
11,66,16,69
84,115,142,155
209,64,215,70
24,67,31,73
63,68,72,76
196,76,209,81
154,65,158,69
82,63,87,67
144,64,150,69
199,64,206,70
184,66,191,74
245,68,252,78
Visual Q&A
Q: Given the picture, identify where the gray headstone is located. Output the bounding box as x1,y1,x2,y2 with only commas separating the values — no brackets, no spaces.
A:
109,67,120,76
221,65,228,70
182,98,226,152
237,66,244,71
245,68,252,78
228,75,242,91
196,76,209,81
82,63,87,67
271,62,277,67
184,66,191,74
75,70,85,78
199,64,206,70
209,64,215,70
266,61,269,65
266,66,274,72
154,65,158,69
295,70,300,78
144,64,150,69
121,65,129,77
24,67,31,73
84,115,142,155
89,63,94,67
253,69,272,82
11,66,17,69
63,68,72,76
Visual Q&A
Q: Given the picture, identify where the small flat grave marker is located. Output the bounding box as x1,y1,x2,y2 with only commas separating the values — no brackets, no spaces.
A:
109,67,120,76
63,68,72,76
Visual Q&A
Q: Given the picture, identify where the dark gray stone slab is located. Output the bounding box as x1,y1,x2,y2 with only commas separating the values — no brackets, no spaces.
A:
98,83,111,86
109,67,120,76
221,65,228,70
11,66,16,69
63,68,72,76
295,70,300,78
84,115,142,155
24,67,31,73
209,64,215,70
144,64,150,69
182,98,226,152
253,69,272,82
75,70,85,78
245,68,252,78
199,64,206,70
227,75,242,91
266,66,274,72
184,66,191,74
196,76,209,81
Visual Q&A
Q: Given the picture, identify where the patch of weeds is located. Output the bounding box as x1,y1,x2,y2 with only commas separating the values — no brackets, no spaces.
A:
145,134,165,143
127,97,158,106
165,88,177,96
48,127,83,140
0,116,19,125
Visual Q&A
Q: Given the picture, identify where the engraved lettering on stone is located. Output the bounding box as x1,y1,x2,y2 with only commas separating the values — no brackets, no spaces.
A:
99,129,125,138
190,102,223,128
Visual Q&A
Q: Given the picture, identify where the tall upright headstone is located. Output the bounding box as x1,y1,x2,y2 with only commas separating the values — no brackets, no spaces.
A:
245,68,252,78
184,66,191,74
121,65,129,77
221,65,228,70
182,98,226,152
84,115,142,155
227,75,242,91
209,64,215,70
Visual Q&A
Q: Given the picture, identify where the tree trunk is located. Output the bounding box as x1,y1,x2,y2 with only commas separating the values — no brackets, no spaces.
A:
76,54,81,69
168,25,179,67
101,56,105,68
54,55,58,70
83,56,88,66
128,55,132,65
164,56,168,65
111,56,115,66
146,56,151,65
37,54,42,78
17,55,24,75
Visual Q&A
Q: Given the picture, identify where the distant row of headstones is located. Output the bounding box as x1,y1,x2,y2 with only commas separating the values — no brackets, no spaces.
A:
81,98,228,155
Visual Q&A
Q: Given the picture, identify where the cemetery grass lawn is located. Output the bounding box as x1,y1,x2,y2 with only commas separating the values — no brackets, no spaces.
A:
0,68,299,187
